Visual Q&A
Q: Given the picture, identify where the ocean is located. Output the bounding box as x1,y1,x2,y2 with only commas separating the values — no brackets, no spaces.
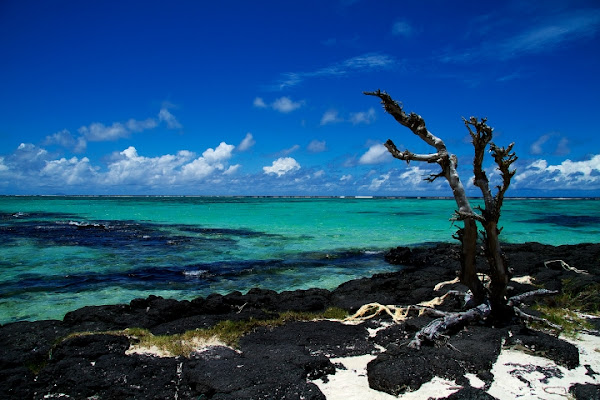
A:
1,196,599,324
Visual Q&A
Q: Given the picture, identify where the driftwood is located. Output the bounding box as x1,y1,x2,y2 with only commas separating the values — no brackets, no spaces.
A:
346,289,560,349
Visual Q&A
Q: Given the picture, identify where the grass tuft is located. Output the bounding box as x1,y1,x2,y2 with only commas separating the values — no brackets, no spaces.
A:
532,279,600,337
50,307,349,359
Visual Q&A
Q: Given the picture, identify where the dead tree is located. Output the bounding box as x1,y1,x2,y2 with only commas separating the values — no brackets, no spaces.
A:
359,91,555,346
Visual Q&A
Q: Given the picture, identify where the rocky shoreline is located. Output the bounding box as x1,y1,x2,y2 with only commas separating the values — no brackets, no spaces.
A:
1,242,600,399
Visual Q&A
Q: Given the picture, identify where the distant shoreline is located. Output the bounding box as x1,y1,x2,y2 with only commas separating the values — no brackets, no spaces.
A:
1,194,599,200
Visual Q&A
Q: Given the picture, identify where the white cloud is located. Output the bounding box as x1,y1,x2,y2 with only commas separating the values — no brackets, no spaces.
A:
350,108,376,125
238,133,256,151
442,9,600,63
126,118,158,132
41,156,97,185
530,132,571,156
263,157,301,177
313,170,325,178
201,142,235,167
224,164,241,175
320,110,342,125
278,145,300,156
254,96,304,113
307,140,327,153
556,137,570,156
392,20,413,37
359,143,393,164
369,173,391,190
44,129,88,153
0,157,9,172
340,174,352,181
514,155,600,189
78,122,129,141
274,52,395,89
272,97,303,113
253,97,267,108
158,108,182,129
14,143,50,166
106,146,189,185
530,134,552,155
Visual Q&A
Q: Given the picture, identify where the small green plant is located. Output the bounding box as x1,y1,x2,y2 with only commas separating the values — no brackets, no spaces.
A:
531,279,599,337
531,305,593,337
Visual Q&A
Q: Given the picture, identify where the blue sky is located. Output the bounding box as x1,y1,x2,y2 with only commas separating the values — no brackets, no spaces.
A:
1,0,599,196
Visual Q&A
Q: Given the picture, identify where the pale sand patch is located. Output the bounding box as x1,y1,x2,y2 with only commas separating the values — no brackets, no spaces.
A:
488,333,600,399
314,333,600,399
313,354,461,400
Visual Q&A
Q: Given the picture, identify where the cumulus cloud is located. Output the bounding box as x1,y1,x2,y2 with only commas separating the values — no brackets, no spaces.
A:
272,97,303,113
263,157,301,177
253,97,267,108
254,96,304,113
41,156,98,185
201,142,235,166
238,133,256,151
368,173,391,190
0,157,9,172
158,108,182,129
126,118,158,132
44,129,87,153
350,108,376,125
320,110,342,125
307,140,327,153
514,155,600,189
340,174,352,182
224,164,241,175
78,122,129,142
359,143,393,164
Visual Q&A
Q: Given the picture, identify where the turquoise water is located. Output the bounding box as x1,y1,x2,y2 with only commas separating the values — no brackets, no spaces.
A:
1,196,599,324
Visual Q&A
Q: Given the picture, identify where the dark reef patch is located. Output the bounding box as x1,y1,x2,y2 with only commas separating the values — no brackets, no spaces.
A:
523,214,600,227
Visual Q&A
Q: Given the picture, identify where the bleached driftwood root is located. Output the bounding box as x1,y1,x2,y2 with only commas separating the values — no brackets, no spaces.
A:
433,277,459,291
544,259,588,275
347,288,561,350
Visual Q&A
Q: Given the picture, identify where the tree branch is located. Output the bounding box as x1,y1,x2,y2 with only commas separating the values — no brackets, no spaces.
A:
384,140,442,164
490,142,517,218
465,117,494,213
364,90,447,154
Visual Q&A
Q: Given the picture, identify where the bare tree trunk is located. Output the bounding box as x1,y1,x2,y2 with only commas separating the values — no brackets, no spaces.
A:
366,90,517,312
369,90,488,304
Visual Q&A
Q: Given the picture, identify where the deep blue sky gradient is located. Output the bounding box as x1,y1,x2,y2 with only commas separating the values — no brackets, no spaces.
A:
1,0,599,196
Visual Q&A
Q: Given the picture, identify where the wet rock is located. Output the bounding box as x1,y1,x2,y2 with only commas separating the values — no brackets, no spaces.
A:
385,246,412,265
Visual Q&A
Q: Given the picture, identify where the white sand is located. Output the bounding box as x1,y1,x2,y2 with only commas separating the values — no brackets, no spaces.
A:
314,333,600,399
